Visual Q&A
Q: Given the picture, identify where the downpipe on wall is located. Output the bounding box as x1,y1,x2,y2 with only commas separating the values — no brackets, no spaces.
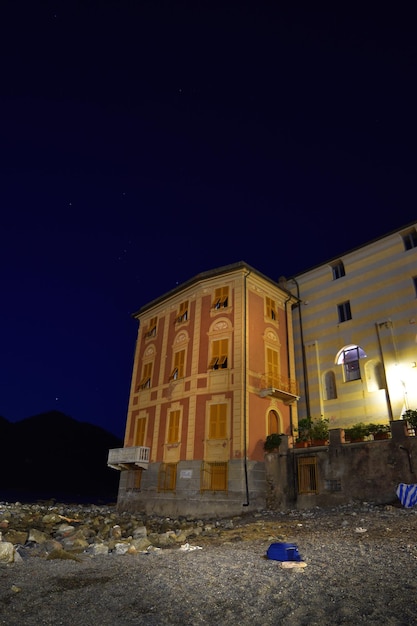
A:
243,270,251,507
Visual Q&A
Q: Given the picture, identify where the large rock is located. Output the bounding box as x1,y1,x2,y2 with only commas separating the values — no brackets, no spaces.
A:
0,541,14,564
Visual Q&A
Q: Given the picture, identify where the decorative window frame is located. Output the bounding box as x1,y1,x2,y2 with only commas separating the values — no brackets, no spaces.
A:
165,404,183,446
134,413,148,446
210,285,232,317
207,318,233,370
175,300,189,326
265,296,278,325
169,331,189,381
138,345,155,390
263,328,281,388
144,316,158,340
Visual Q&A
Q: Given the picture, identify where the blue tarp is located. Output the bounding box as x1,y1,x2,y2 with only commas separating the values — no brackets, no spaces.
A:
396,483,417,508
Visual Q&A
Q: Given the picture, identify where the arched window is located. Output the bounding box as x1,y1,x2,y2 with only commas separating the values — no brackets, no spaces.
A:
365,359,385,392
323,371,337,400
335,344,367,382
268,410,280,435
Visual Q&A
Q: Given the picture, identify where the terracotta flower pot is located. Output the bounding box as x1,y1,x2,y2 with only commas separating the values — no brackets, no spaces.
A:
374,432,390,440
294,441,309,448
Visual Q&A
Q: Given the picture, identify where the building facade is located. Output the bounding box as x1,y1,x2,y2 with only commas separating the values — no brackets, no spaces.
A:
109,262,299,516
287,222,417,430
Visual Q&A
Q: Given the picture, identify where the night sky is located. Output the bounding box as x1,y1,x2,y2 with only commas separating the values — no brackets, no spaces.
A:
1,2,416,438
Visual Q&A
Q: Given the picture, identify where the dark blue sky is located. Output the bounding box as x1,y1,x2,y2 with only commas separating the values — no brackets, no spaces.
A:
1,2,416,438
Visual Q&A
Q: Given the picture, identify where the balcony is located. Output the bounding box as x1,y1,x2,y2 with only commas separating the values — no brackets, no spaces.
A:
259,374,300,404
107,446,150,470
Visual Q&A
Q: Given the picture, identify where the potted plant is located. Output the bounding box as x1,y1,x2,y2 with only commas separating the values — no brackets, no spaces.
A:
344,422,370,442
294,417,312,447
368,423,391,440
263,433,282,452
402,409,417,433
309,417,329,446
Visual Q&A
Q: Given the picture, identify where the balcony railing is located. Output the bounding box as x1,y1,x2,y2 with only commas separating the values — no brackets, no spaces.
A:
107,446,150,470
259,373,300,404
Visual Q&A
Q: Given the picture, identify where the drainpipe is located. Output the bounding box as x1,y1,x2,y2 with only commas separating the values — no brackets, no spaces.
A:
287,277,310,418
243,269,251,507
284,294,294,436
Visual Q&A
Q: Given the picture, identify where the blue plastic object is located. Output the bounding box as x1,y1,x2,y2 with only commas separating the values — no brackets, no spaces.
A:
266,542,302,562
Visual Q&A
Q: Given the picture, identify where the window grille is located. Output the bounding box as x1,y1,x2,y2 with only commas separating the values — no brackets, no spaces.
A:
297,456,318,494
200,461,228,491
158,463,177,491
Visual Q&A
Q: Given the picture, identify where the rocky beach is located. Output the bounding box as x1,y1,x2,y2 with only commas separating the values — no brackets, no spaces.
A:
1,499,417,624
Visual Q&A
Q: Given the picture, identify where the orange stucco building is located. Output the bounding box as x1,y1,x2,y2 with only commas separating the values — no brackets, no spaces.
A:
109,262,299,516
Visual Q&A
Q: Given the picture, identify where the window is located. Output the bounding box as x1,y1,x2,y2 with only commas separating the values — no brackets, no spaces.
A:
212,287,229,309
145,316,157,338
209,403,227,439
201,461,228,491
402,229,417,251
176,301,188,324
268,410,279,435
158,463,177,491
342,346,361,381
138,362,152,389
337,301,352,323
365,360,385,391
167,410,180,443
323,371,337,400
331,261,345,280
266,347,279,388
336,344,366,382
265,297,277,320
134,417,146,446
297,457,318,494
209,339,228,369
170,349,185,380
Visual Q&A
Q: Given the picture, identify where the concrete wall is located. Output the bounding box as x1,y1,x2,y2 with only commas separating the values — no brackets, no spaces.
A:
116,459,266,517
266,421,415,510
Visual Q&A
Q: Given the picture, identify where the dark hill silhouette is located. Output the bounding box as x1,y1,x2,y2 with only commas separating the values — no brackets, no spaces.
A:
0,411,123,504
